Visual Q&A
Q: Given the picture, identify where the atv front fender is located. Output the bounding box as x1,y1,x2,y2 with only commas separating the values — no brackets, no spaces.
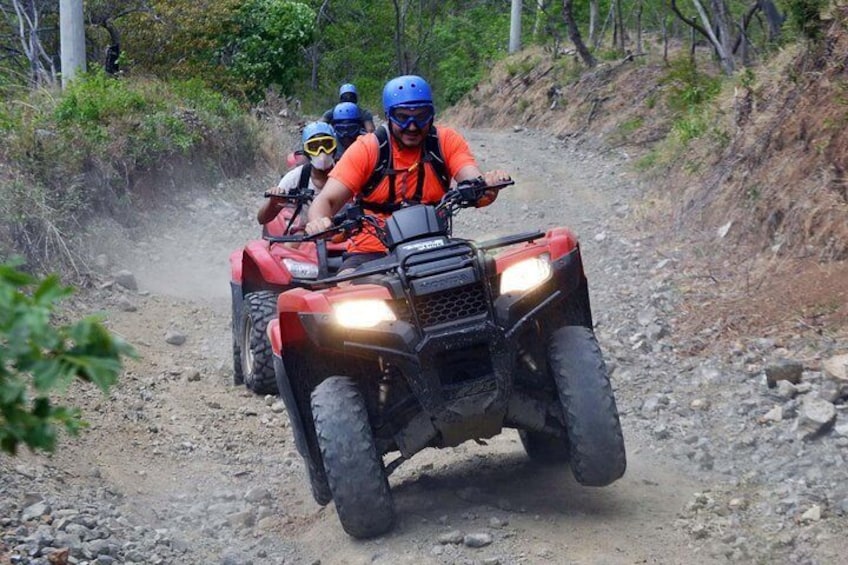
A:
242,240,293,288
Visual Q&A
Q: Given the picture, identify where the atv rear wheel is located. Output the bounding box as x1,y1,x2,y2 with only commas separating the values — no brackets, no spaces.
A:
548,325,626,486
518,429,570,463
241,291,279,395
311,377,394,538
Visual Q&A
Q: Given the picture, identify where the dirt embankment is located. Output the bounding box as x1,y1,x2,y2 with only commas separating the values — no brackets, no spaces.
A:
444,16,848,347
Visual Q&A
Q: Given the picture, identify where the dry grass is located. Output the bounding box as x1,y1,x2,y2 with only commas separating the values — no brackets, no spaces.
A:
445,25,848,344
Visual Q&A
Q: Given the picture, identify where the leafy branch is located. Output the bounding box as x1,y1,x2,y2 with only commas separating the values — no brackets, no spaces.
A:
0,260,135,455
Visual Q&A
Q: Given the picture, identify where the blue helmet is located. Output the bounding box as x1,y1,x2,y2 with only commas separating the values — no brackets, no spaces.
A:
301,121,336,145
332,102,362,122
382,75,433,114
339,83,357,98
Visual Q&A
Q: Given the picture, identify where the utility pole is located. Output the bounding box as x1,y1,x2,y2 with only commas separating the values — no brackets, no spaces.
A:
60,0,86,87
509,0,522,53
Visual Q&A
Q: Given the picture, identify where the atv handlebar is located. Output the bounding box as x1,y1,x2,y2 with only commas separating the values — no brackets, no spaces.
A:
266,179,514,245
263,188,315,203
439,178,514,212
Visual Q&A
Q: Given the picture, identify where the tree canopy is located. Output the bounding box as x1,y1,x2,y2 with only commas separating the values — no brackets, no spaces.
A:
0,1,829,105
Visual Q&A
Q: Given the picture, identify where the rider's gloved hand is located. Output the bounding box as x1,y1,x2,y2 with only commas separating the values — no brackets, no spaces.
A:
305,216,333,235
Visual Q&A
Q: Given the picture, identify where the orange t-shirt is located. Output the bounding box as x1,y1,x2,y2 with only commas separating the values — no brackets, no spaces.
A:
329,126,477,253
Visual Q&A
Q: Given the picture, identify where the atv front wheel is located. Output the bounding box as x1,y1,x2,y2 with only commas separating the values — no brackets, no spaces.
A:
548,325,626,486
311,377,394,538
232,316,244,386
518,429,570,463
241,291,279,395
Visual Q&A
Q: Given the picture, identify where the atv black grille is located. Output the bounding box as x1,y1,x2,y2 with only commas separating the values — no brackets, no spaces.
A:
412,283,488,327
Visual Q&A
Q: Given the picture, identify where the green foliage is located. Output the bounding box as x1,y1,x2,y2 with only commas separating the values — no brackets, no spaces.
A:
0,71,258,266
505,55,541,78
432,5,510,106
782,0,827,40
662,57,722,112
672,109,710,142
619,116,645,134
222,0,315,101
0,261,135,455
636,150,660,171
293,0,511,111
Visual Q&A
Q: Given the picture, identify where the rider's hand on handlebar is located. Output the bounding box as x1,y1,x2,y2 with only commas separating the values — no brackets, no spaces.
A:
305,216,333,235
483,170,511,186
265,185,288,208
476,170,512,207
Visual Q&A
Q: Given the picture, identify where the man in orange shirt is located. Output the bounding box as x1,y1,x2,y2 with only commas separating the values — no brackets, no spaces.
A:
306,75,510,273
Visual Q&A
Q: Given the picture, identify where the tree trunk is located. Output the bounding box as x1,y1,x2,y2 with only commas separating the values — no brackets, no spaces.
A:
60,0,86,86
596,0,614,50
589,0,599,46
391,0,407,74
636,0,643,54
102,21,121,74
671,0,735,73
710,0,734,69
10,0,57,86
692,0,734,73
533,0,546,40
509,0,522,53
615,0,625,52
562,0,596,67
761,0,785,41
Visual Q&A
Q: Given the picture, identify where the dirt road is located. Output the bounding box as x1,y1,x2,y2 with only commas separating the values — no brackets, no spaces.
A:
4,128,840,564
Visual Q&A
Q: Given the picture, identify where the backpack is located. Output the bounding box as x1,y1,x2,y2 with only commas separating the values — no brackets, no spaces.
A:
359,125,450,213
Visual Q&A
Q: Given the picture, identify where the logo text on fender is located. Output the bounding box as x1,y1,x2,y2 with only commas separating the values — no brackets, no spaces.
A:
402,239,446,252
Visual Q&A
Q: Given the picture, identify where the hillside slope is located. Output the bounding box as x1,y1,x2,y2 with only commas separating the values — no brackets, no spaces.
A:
445,16,848,344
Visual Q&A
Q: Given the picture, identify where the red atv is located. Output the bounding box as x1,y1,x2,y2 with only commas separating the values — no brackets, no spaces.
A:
229,189,344,394
267,180,626,538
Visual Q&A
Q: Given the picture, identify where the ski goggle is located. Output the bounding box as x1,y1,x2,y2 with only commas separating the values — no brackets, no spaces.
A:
303,135,337,156
388,105,434,130
333,121,362,138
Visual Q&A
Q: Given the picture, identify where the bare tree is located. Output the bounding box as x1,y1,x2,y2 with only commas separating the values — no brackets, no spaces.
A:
588,0,599,46
509,0,522,53
614,0,625,52
391,0,409,74
533,0,546,40
635,0,644,54
670,0,735,74
86,0,151,74
303,0,330,90
562,0,595,67
0,0,56,85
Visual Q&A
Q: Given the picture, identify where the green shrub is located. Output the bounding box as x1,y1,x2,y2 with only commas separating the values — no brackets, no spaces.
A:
619,116,644,135
783,0,827,40
0,71,259,267
0,261,134,455
672,110,710,143
662,57,722,113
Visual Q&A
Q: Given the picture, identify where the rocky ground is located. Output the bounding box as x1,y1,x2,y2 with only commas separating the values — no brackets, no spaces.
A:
2,127,847,564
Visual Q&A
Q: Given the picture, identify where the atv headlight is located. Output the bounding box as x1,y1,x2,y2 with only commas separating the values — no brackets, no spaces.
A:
282,258,319,279
333,299,397,329
500,254,552,294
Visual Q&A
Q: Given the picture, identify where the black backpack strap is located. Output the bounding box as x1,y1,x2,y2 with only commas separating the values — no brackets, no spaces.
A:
296,162,312,193
423,126,450,190
361,125,391,198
